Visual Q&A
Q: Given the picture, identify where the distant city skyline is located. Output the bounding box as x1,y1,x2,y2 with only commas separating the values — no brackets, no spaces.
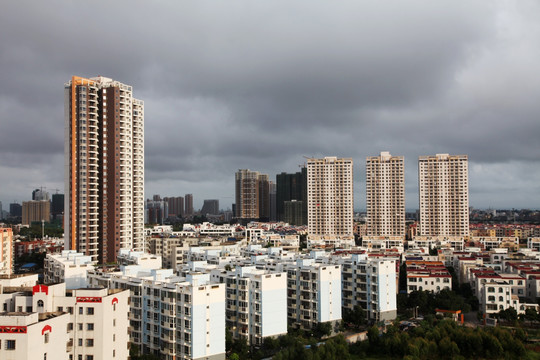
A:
1,2,540,212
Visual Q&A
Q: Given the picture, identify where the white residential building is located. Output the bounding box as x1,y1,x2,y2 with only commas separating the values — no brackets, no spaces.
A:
366,152,405,237
307,157,353,236
306,234,355,250
479,279,519,316
418,154,469,237
0,282,129,360
337,253,397,321
212,266,287,346
405,260,452,294
44,250,96,289
361,236,404,252
527,237,540,251
285,259,342,330
0,312,69,360
473,237,519,250
88,268,226,360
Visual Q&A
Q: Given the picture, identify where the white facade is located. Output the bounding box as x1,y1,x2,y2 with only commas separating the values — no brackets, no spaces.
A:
307,157,353,236
307,234,355,250
338,254,397,321
406,261,452,294
286,259,342,329
361,236,404,252
418,154,469,237
479,279,519,315
44,250,95,289
87,268,226,360
527,237,540,251
0,312,69,360
214,266,287,346
366,152,405,237
0,282,130,360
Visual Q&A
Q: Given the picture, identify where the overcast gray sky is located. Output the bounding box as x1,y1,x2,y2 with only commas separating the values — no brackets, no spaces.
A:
1,1,539,211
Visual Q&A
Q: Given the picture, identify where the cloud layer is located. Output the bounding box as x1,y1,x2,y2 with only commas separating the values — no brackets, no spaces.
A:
1,1,539,211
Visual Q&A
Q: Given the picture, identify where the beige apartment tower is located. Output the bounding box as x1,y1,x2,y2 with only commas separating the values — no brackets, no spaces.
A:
22,200,51,225
418,154,469,237
307,157,353,236
366,152,405,237
235,169,269,221
64,76,144,263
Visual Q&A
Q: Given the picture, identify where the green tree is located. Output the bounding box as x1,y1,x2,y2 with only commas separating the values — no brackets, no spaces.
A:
342,305,366,328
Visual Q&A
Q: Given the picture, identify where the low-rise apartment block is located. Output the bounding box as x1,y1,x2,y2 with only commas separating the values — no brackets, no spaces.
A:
44,251,96,289
337,253,397,321
285,259,342,330
0,280,129,360
88,268,225,360
405,260,452,294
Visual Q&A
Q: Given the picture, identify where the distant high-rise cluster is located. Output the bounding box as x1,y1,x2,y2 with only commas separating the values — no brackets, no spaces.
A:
307,157,354,236
64,76,144,263
235,169,270,222
366,152,405,237
418,154,469,236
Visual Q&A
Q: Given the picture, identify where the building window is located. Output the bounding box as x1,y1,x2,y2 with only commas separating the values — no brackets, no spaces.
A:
86,339,94,347
6,340,16,350
79,308,84,315
87,307,94,315
44,333,49,343
78,339,83,346
86,356,94,360
87,323,94,331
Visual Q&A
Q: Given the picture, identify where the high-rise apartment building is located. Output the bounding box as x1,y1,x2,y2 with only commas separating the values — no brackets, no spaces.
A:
418,154,469,236
184,194,193,216
235,169,270,221
307,157,353,236
366,152,405,237
165,196,184,218
51,193,64,220
9,203,22,218
269,181,277,221
64,76,144,263
32,188,50,201
0,228,13,275
22,200,51,225
201,199,219,215
276,167,307,224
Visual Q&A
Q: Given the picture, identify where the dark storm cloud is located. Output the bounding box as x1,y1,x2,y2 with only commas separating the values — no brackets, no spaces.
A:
1,1,539,210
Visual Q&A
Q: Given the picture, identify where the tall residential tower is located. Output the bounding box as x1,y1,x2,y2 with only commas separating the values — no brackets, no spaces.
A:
307,157,353,236
235,169,269,222
366,152,405,237
64,76,144,263
418,154,469,237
